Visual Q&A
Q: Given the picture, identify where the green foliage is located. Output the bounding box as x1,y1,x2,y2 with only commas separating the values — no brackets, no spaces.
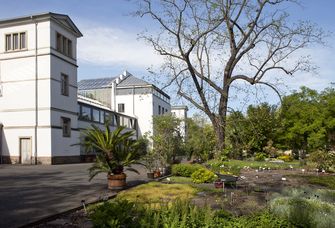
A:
270,189,335,228
89,199,140,228
308,150,335,171
79,123,141,180
171,163,203,177
191,168,216,184
277,155,293,162
278,87,335,154
215,210,292,228
255,152,267,161
185,115,217,161
151,114,184,166
90,199,216,228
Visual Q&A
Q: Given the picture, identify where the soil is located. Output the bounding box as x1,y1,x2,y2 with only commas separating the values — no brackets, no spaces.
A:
30,169,331,227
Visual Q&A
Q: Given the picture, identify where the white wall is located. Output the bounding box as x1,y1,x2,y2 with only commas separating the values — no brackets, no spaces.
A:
115,92,153,137
0,18,81,163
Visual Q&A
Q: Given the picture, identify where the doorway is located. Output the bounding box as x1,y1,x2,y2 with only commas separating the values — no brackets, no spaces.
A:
20,137,32,164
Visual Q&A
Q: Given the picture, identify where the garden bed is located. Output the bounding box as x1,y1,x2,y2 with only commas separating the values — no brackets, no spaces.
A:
31,168,335,227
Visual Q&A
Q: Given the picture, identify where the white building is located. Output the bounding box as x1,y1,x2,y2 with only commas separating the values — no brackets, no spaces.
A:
171,105,188,139
78,71,172,138
0,13,186,165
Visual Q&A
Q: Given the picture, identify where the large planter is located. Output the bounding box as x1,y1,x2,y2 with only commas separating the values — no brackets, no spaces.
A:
108,173,127,190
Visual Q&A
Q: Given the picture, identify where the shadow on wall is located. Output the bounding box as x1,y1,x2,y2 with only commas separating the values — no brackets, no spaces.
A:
0,124,19,164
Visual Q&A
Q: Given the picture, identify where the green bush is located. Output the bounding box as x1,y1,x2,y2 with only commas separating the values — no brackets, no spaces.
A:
255,152,267,161
277,155,293,162
215,210,291,228
90,199,216,228
89,199,141,228
270,189,335,228
308,150,335,171
171,163,203,177
191,168,216,184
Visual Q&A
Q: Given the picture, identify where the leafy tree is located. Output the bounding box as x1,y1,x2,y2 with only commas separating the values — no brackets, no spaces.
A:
226,111,248,159
152,114,184,166
185,115,217,161
278,87,324,157
226,104,279,158
245,103,279,154
137,0,325,150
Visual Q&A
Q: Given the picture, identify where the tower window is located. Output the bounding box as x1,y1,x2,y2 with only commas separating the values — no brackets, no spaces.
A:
56,32,73,58
5,32,27,52
61,117,71,137
61,74,69,96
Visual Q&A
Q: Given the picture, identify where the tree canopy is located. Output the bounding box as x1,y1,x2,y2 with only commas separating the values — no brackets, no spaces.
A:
137,0,325,150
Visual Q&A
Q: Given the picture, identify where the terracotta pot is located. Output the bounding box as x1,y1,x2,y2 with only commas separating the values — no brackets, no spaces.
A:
153,170,161,178
214,181,223,189
147,172,155,179
108,173,127,190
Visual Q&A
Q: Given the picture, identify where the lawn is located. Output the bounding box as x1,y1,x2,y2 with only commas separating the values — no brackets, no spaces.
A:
206,159,301,175
116,182,197,204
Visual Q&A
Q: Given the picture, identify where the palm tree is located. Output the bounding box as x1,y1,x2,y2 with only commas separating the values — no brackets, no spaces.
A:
80,122,140,181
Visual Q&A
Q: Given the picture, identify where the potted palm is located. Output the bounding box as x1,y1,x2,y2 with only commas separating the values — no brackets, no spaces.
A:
81,122,141,190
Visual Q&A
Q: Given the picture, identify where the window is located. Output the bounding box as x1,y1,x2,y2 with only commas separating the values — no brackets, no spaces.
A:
158,105,161,115
162,107,165,115
61,74,69,96
92,109,100,122
5,32,27,52
13,33,19,50
56,33,73,58
118,103,125,113
61,117,71,137
80,105,91,120
100,111,105,124
20,33,26,49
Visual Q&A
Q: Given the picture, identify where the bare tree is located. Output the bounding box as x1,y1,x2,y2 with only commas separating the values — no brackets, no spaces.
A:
136,0,325,150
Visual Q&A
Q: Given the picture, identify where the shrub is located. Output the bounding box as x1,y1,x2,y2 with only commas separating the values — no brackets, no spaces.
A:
308,150,335,171
171,163,203,177
255,152,267,161
90,199,216,228
270,189,335,228
215,210,291,228
191,168,216,184
277,155,293,162
89,199,142,228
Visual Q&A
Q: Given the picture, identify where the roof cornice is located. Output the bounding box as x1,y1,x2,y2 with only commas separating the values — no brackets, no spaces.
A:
0,12,82,37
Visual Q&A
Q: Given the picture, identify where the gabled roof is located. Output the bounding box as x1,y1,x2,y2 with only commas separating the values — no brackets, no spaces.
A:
117,76,150,87
78,77,117,90
0,12,83,37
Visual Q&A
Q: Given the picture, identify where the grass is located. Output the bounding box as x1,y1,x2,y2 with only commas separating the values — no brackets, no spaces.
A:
288,174,335,190
168,176,193,183
116,182,197,204
207,159,301,175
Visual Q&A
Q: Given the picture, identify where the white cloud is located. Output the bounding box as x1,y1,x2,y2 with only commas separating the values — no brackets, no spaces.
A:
77,22,164,68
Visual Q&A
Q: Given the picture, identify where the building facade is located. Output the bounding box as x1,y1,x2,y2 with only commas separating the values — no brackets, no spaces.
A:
0,13,186,165
78,71,172,138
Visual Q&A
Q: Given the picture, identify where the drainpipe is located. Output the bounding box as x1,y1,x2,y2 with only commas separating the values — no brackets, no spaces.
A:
0,123,3,164
31,16,38,165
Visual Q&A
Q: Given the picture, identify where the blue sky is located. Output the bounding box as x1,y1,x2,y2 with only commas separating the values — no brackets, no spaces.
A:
0,0,334,112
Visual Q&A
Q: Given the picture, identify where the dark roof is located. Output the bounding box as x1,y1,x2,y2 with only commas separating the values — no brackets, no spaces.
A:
117,76,150,87
78,77,117,90
0,12,83,37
